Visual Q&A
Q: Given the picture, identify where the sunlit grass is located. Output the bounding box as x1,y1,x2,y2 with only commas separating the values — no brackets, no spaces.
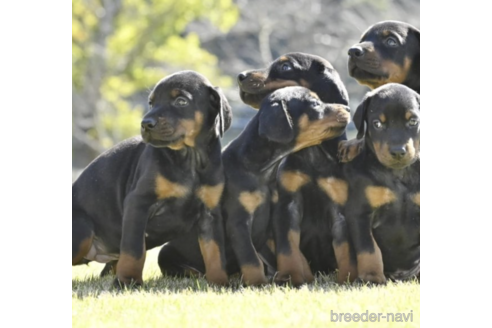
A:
72,249,419,328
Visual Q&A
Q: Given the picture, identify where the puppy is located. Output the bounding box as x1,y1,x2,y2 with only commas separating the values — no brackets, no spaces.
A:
348,20,420,92
334,83,420,284
72,71,231,287
222,87,351,285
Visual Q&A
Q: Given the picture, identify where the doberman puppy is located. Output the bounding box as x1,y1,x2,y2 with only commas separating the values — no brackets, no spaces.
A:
158,85,350,286
72,71,232,287
339,20,420,162
221,87,350,285
238,54,351,286
333,84,420,284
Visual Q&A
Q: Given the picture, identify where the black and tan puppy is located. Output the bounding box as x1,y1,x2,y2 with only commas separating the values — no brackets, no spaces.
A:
334,83,420,284
221,87,350,285
158,86,350,286
340,20,420,162
348,20,420,92
72,71,231,287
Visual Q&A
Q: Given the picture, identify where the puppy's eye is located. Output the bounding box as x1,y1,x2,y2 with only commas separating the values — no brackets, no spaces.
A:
385,37,398,47
408,118,419,127
174,97,189,107
148,101,152,107
280,63,293,71
373,120,383,129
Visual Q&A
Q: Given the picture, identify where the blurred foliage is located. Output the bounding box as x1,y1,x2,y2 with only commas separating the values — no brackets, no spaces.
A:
72,0,419,171
72,0,238,163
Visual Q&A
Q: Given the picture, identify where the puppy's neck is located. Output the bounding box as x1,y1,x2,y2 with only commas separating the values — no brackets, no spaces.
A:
224,116,295,175
163,136,221,172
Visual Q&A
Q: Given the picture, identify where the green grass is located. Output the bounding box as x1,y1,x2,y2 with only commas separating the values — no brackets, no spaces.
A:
72,249,420,328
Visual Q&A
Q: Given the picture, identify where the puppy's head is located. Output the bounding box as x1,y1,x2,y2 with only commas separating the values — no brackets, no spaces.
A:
258,87,351,150
142,71,232,149
353,83,420,169
348,20,420,90
238,52,349,109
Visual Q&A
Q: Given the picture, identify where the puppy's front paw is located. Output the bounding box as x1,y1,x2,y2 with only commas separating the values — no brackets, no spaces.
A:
112,277,142,290
338,139,364,163
355,272,387,285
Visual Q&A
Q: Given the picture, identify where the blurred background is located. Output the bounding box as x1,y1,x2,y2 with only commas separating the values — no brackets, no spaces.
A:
72,0,419,179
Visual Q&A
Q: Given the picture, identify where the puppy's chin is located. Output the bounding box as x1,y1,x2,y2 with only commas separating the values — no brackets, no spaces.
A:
348,62,387,88
379,157,418,170
239,90,269,109
141,132,185,149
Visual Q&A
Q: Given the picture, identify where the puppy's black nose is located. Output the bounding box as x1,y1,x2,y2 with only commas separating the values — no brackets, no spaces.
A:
390,146,407,159
141,117,157,130
237,72,248,83
348,46,364,58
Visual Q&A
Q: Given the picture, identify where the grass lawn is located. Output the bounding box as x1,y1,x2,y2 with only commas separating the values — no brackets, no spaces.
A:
72,249,420,328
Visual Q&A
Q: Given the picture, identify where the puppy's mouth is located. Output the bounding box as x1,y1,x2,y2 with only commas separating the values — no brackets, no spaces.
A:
348,59,387,82
322,113,351,138
239,78,301,109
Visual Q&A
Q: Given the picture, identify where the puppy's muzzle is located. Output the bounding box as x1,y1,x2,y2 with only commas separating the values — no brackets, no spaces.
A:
348,46,364,58
389,145,407,160
141,117,157,131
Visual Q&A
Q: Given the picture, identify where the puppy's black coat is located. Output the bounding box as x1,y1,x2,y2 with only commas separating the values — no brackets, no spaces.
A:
334,84,420,284
348,20,420,93
72,71,232,286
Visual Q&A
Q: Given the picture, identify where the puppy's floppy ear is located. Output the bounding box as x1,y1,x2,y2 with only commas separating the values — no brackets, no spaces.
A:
209,87,232,137
353,95,371,140
259,99,294,143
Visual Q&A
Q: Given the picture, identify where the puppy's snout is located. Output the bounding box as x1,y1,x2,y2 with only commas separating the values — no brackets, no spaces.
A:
348,46,364,58
390,146,407,159
141,117,157,130
237,72,248,83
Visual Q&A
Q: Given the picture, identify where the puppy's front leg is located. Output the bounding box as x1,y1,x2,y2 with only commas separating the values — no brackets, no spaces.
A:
273,188,314,286
197,206,229,286
332,214,358,284
345,198,386,285
115,193,152,288
226,204,268,286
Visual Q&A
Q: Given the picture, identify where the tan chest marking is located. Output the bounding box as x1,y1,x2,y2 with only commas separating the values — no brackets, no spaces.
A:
239,191,265,214
280,171,311,193
412,192,420,206
317,177,348,205
196,183,224,209
365,186,396,208
155,174,190,200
